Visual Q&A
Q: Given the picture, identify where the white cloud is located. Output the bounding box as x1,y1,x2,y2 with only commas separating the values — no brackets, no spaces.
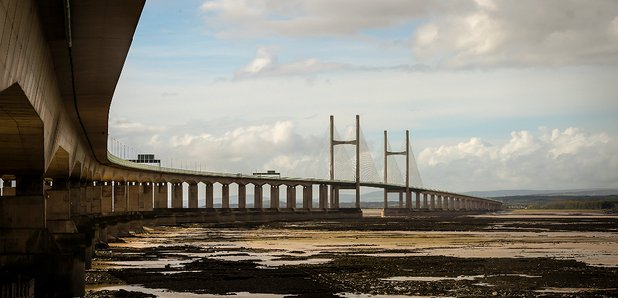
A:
412,1,618,68
109,118,167,134
127,120,326,176
200,0,618,68
418,127,618,191
200,0,461,38
235,47,346,79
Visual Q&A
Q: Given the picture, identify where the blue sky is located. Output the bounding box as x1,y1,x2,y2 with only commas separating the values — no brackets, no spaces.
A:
110,0,618,192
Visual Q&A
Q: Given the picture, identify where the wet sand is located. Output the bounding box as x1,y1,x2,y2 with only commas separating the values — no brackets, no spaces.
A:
86,210,618,297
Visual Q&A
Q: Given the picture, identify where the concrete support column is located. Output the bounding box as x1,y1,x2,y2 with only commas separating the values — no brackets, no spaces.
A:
302,186,312,209
113,182,127,212
415,192,421,209
2,175,73,295
422,193,428,209
205,183,214,208
142,183,153,211
172,183,183,208
188,183,198,208
238,184,246,209
90,183,102,214
101,183,112,214
406,190,412,209
430,194,435,210
83,184,93,215
221,184,230,208
154,183,168,209
270,185,279,209
286,185,296,209
70,181,84,216
319,184,328,209
398,192,404,208
254,185,263,209
442,196,448,210
46,179,71,220
127,183,140,212
330,186,339,209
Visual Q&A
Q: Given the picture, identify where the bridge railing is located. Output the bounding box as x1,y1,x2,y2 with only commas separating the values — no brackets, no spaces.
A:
106,151,352,184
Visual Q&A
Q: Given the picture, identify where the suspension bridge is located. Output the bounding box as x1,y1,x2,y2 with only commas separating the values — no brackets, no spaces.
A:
0,1,500,296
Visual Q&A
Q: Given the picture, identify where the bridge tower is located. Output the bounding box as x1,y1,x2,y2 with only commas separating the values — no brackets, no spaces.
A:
329,115,361,208
383,130,411,209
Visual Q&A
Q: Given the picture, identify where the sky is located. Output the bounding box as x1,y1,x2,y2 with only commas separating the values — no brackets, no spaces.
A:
109,0,618,192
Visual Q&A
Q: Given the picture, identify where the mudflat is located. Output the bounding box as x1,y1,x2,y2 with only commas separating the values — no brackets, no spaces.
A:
86,210,618,297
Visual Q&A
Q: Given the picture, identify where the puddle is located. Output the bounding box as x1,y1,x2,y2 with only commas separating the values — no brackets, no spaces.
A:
173,250,332,267
383,274,541,282
159,270,203,275
491,274,541,278
338,293,453,298
535,287,617,293
356,253,416,257
262,258,332,267
383,275,483,282
94,258,194,269
87,285,290,297
473,282,495,287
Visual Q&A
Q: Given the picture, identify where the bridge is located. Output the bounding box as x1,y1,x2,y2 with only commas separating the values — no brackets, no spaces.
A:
0,1,500,296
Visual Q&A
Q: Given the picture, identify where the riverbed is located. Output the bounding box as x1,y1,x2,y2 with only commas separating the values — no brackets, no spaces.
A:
86,210,618,297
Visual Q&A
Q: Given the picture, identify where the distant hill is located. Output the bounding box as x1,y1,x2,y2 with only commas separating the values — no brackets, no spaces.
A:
464,188,618,198
492,195,618,210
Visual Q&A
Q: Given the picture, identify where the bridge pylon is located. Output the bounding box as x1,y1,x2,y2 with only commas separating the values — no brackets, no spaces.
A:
329,115,360,208
383,130,411,209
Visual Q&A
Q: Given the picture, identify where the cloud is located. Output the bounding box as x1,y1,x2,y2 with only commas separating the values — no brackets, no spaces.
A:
418,127,618,191
132,120,327,176
234,47,346,79
412,0,618,68
200,0,461,38
109,118,167,134
200,0,618,68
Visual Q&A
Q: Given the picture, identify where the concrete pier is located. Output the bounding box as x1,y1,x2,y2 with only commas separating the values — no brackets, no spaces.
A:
188,183,198,208
271,185,280,209
172,183,183,208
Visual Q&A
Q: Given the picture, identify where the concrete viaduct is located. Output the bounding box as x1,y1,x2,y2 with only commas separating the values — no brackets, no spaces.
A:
0,0,501,296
